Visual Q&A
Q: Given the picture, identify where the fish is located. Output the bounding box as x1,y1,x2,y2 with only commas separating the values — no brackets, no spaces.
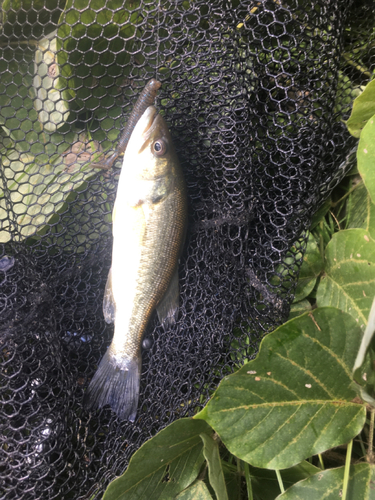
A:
84,105,187,421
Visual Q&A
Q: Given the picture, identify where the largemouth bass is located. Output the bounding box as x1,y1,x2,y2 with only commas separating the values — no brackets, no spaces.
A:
84,105,187,421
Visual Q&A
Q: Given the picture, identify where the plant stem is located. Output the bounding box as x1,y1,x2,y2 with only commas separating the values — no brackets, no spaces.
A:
358,432,367,459
342,440,353,500
319,220,324,260
329,211,341,231
243,461,253,500
368,408,375,463
275,470,285,494
318,454,325,470
237,459,243,500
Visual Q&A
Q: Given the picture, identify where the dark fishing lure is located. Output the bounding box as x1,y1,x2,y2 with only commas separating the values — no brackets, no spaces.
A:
93,78,162,169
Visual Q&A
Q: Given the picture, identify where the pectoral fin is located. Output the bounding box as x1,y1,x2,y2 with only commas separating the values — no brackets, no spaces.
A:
103,267,115,324
156,268,179,328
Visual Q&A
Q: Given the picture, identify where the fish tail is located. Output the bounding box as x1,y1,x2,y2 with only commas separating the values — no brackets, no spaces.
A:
84,350,141,422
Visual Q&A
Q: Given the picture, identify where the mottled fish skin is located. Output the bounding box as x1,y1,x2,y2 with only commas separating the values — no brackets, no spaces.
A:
84,105,187,421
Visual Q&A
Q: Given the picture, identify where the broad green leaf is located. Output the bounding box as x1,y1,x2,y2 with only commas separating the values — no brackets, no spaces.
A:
196,308,366,470
353,297,375,374
0,47,36,145
200,433,228,500
309,197,331,230
294,233,323,302
33,31,69,132
102,418,211,500
222,468,241,500
250,461,320,500
316,229,375,328
274,233,314,298
1,0,64,40
346,79,375,138
352,297,375,406
57,0,141,122
0,137,103,242
288,300,311,320
346,181,375,235
358,115,375,203
175,481,213,500
276,463,375,499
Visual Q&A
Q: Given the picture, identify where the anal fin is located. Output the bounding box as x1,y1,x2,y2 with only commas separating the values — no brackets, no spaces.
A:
156,268,179,328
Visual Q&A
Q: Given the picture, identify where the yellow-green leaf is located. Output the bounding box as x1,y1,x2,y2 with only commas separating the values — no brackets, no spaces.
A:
102,418,210,500
346,79,375,138
276,463,375,499
357,114,375,204
196,308,366,470
288,300,312,320
175,481,213,500
200,433,228,500
346,181,375,236
294,233,323,302
316,229,375,328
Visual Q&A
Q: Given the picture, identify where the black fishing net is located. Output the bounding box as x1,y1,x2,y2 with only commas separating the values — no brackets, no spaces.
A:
1,0,373,498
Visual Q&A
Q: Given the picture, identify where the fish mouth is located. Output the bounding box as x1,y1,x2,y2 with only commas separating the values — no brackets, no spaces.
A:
136,105,162,154
140,106,158,138
126,105,164,156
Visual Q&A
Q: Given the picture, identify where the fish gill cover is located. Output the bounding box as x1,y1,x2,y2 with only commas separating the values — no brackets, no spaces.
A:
0,0,372,498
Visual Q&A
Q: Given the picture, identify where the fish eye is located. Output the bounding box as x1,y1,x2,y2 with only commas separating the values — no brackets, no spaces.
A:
152,139,167,156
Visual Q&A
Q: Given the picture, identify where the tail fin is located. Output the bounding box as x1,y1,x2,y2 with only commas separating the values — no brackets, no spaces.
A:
84,350,141,422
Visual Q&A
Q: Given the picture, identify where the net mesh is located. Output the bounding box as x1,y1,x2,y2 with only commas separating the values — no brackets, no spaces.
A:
0,0,373,498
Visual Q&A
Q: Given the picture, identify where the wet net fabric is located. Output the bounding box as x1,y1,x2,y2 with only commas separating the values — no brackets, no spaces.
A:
0,0,373,498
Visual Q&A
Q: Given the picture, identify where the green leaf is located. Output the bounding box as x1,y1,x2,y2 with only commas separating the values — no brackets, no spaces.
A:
352,297,375,406
1,0,64,40
294,233,323,302
334,71,363,120
346,181,375,234
353,297,375,375
276,463,375,499
288,300,312,320
102,418,211,500
175,481,213,500
316,229,375,328
346,79,375,138
0,46,36,144
0,138,102,243
250,461,320,500
309,197,331,230
57,0,141,121
357,114,375,203
196,308,366,470
222,468,241,500
200,433,228,500
33,31,69,132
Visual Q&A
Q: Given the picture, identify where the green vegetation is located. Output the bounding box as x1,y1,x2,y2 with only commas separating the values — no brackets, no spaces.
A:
1,1,375,497
100,70,375,500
